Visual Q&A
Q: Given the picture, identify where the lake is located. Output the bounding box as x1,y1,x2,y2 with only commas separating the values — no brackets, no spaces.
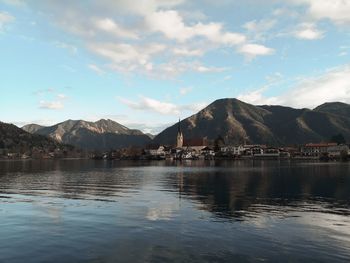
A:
0,160,350,262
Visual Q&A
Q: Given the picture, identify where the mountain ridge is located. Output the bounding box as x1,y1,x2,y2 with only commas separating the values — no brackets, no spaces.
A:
314,102,350,118
154,98,350,146
23,119,152,150
19,99,350,149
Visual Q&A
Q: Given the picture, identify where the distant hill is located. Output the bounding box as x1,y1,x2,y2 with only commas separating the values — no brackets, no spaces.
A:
154,98,350,146
314,102,350,118
23,119,152,150
0,122,67,153
21,124,45,134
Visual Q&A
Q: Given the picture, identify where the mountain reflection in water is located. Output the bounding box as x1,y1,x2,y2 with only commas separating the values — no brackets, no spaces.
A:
167,161,350,220
0,159,350,262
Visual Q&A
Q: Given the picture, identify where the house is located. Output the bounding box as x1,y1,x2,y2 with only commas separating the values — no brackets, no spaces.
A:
254,147,280,159
242,145,266,156
327,144,349,158
281,147,299,158
220,145,245,156
145,145,168,159
182,148,198,159
301,143,337,157
201,146,215,158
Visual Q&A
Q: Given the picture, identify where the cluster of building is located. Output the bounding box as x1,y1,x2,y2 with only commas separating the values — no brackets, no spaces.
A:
0,147,87,160
102,121,350,161
300,143,350,159
143,142,350,161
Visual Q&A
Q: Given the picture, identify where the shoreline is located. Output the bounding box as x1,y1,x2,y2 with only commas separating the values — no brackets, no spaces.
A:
0,157,348,162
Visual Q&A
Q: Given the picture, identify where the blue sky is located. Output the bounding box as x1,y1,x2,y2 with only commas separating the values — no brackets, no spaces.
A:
1,0,350,134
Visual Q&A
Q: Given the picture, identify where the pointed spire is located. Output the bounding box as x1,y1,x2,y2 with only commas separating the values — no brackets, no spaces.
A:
176,118,184,148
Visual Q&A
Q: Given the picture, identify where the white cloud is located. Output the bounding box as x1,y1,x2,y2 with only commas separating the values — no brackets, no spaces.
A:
180,9,208,22
173,47,203,57
272,7,299,18
87,42,164,74
118,96,181,115
0,11,15,30
179,86,192,95
88,42,165,67
294,23,324,40
145,10,192,42
145,10,246,45
88,64,105,75
196,65,227,73
244,19,275,32
238,65,350,108
118,96,207,116
92,17,138,39
39,100,64,110
282,65,350,108
183,102,208,112
243,19,276,41
238,43,275,59
237,88,280,105
154,60,228,78
36,88,68,110
290,0,350,25
21,1,276,78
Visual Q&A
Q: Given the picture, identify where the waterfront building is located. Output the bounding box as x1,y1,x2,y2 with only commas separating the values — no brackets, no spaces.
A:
327,144,349,158
301,143,337,157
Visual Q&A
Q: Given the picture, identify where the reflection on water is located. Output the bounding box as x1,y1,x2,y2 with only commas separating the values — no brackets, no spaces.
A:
0,160,350,262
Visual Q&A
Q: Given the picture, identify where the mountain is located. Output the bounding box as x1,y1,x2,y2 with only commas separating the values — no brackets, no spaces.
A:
154,98,350,146
145,133,155,140
21,124,44,134
23,119,152,150
0,122,66,153
314,102,350,118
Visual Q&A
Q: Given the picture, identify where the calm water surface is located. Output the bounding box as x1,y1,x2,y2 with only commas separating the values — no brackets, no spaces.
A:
0,160,350,262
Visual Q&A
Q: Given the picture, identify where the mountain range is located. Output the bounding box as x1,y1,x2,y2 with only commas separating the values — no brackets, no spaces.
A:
2,99,349,152
154,99,350,146
22,119,152,151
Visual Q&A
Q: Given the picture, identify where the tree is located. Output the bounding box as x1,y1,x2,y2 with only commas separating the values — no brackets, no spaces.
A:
340,150,348,162
330,133,346,145
214,135,225,152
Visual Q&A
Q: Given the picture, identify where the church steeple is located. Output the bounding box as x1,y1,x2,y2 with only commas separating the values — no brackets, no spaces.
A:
176,119,183,148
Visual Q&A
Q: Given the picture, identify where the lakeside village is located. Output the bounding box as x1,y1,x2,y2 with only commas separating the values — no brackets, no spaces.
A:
1,121,349,161
94,122,350,162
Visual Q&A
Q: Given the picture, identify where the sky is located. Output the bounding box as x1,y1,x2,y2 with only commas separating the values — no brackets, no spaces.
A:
1,0,350,134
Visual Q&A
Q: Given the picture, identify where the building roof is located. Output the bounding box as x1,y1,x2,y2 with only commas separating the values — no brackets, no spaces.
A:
183,138,208,147
304,143,337,147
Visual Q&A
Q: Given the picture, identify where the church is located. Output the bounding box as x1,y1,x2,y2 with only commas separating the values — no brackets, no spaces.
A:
175,119,209,153
176,119,183,148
